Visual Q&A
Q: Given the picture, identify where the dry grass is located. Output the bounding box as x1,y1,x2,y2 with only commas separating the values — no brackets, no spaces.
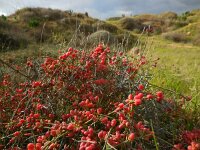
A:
162,32,189,43
119,17,144,31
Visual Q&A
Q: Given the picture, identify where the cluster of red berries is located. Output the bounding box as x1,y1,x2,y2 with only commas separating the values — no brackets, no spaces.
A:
0,44,197,149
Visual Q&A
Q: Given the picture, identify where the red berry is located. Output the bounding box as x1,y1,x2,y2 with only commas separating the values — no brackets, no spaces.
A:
128,133,135,141
50,130,57,137
137,93,143,99
33,113,40,119
94,96,99,102
118,103,124,109
156,91,163,99
67,123,75,130
9,137,15,143
157,97,162,102
128,94,133,100
36,103,43,110
86,145,95,150
138,84,144,91
88,128,94,135
134,99,142,106
49,143,56,150
27,143,35,150
101,117,108,124
125,121,130,127
156,91,164,102
20,119,25,124
118,123,124,129
32,81,41,88
13,131,20,137
48,113,54,119
68,47,73,52
134,93,143,100
36,143,42,150
115,131,121,140
97,108,103,114
87,102,94,108
35,122,41,128
98,130,106,139
147,94,153,100
98,131,104,139
111,119,117,127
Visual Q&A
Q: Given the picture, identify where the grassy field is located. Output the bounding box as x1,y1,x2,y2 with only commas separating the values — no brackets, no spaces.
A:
1,9,200,149
146,36,200,120
1,34,199,108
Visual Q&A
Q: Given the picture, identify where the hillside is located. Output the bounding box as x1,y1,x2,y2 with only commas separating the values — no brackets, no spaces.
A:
1,8,200,54
107,9,200,45
106,9,200,119
0,7,200,150
0,7,136,53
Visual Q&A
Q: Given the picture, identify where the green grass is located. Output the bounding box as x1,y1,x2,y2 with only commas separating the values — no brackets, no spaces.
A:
0,44,60,63
0,9,200,150
146,35,200,122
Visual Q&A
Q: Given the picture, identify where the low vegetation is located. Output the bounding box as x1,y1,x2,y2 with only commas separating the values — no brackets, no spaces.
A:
0,44,199,149
0,7,129,52
162,32,189,43
0,7,200,150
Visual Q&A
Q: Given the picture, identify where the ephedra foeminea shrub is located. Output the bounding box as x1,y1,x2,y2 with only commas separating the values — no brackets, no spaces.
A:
0,44,199,150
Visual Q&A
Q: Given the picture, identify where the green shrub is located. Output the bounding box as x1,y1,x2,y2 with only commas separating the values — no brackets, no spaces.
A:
59,17,81,29
163,32,189,43
87,30,113,45
120,17,144,31
154,27,162,35
76,13,85,19
1,15,7,21
80,23,94,34
160,12,178,20
175,20,188,28
85,12,89,17
16,7,66,22
0,20,8,29
192,34,200,46
0,33,28,51
28,18,40,28
107,17,122,21
178,11,191,21
93,22,120,33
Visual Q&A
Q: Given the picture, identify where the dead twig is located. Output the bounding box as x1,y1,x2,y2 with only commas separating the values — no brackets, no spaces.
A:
0,58,32,80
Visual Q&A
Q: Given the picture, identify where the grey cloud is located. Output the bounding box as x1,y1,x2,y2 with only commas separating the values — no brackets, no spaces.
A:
0,0,200,19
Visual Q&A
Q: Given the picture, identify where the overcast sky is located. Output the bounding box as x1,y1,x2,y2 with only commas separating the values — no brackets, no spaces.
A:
0,0,200,19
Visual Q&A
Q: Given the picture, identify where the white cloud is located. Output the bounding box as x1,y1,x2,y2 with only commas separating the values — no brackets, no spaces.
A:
0,12,7,16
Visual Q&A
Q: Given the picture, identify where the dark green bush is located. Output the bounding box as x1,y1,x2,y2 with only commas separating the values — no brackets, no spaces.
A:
107,17,122,21
178,11,191,21
1,15,7,21
80,23,94,34
28,18,40,28
120,17,144,31
175,20,188,28
0,33,28,51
